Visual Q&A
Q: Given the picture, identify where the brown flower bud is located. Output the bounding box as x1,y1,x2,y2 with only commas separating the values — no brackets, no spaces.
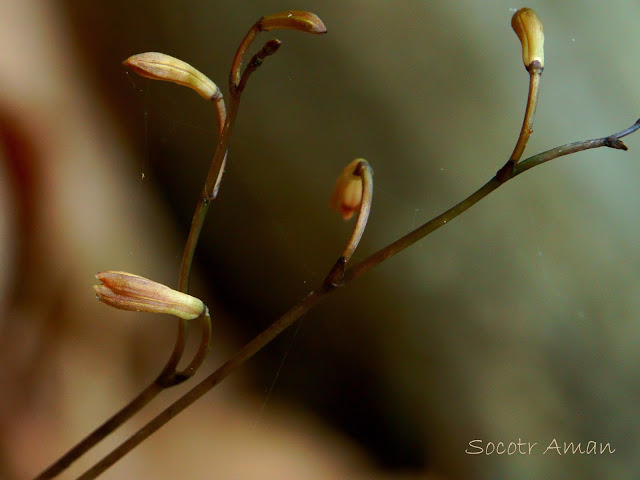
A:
94,271,205,320
511,8,544,69
261,10,327,34
330,159,365,221
123,52,220,100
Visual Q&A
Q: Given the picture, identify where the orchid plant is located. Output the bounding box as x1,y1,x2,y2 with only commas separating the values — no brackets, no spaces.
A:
34,8,640,480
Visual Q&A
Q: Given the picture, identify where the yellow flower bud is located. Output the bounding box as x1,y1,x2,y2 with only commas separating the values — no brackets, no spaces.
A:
94,271,205,320
511,8,544,69
261,10,327,34
123,52,220,100
330,159,365,221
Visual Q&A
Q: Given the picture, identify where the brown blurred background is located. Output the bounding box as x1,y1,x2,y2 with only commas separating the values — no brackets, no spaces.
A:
1,1,640,479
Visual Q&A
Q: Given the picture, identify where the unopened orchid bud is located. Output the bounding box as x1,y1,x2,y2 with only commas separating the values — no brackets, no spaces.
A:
123,52,221,100
94,271,205,320
330,159,367,221
511,8,544,69
261,10,327,34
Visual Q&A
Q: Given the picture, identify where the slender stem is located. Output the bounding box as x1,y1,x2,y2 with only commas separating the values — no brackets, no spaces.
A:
514,119,638,175
165,70,243,311
211,95,229,198
76,289,329,480
344,178,500,283
236,39,282,92
230,21,263,87
325,160,373,286
346,118,639,284
342,161,373,264
34,51,233,480
175,310,212,380
158,93,230,385
497,63,543,182
34,383,162,480
510,63,543,164
75,119,640,479
36,15,312,479
155,38,282,387
160,34,284,388
212,94,227,129
157,309,213,386
201,39,281,208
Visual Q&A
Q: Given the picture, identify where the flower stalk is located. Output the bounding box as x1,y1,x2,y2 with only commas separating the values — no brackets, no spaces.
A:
498,7,545,182
325,159,373,287
35,6,640,480
74,117,640,480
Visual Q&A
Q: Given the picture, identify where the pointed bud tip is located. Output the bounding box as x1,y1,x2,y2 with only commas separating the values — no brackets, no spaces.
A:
261,10,327,34
511,7,544,69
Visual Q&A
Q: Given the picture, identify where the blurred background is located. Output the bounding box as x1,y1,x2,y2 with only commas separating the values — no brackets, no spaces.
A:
1,1,639,479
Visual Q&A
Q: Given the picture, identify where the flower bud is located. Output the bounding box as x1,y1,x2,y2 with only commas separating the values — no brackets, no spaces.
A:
330,159,365,221
94,271,205,320
261,10,327,34
511,8,544,69
123,52,220,100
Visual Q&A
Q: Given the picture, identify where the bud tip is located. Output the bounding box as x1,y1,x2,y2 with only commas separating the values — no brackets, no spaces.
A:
511,7,544,69
261,10,327,34
330,159,367,221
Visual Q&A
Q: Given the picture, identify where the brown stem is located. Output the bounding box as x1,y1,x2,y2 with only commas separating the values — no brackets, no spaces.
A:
230,21,263,88
346,119,639,283
342,161,373,264
510,63,543,164
34,50,231,480
159,25,284,390
497,62,543,182
325,160,373,287
158,90,229,386
74,119,640,479
36,12,327,478
236,39,282,93
33,383,161,480
156,309,213,386
76,289,328,480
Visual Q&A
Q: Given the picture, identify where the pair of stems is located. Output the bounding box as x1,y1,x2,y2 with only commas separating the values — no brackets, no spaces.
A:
35,21,640,480
34,20,282,480
73,116,640,480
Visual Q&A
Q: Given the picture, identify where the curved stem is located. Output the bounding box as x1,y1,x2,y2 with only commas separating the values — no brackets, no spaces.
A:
75,118,640,479
173,310,213,381
35,14,312,479
76,289,328,480
230,21,263,88
35,57,231,480
346,118,639,283
342,161,373,264
157,309,213,386
510,64,542,164
135,13,282,392
158,93,229,385
34,383,161,480
156,37,282,386
325,160,373,287
497,63,543,182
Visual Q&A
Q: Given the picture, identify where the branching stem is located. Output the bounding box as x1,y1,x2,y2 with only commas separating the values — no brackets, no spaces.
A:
74,119,640,479
34,18,280,480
